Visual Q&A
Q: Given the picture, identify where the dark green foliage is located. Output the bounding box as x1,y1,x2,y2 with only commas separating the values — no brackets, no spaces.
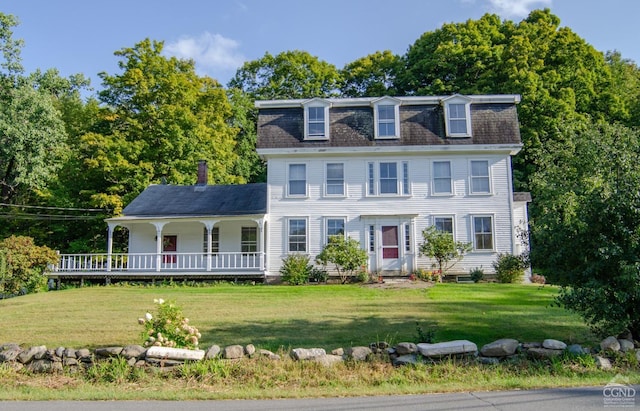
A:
493,253,528,284
415,321,436,344
530,121,640,339
279,254,312,285
469,267,484,283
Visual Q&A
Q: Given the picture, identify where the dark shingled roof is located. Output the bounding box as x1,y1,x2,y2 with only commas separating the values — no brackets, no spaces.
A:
257,102,521,149
122,183,267,217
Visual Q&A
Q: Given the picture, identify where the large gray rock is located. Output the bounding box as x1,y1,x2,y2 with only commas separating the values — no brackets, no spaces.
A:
478,356,501,365
222,344,245,359
95,346,123,358
121,345,146,360
480,339,519,357
542,339,567,350
417,340,478,358
312,354,343,366
205,345,221,359
600,336,621,352
290,348,326,361
76,348,92,361
392,354,422,366
18,346,47,364
244,344,256,357
567,344,586,355
258,349,280,360
346,346,372,361
26,359,59,373
618,339,634,353
395,342,418,355
0,344,22,362
146,346,205,361
595,356,612,370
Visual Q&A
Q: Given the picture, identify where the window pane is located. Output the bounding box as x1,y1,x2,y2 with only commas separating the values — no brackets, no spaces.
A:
471,161,490,193
433,161,451,194
378,105,395,120
471,161,488,177
402,162,409,195
449,104,465,119
379,122,395,136
368,162,375,195
308,107,325,136
289,164,306,195
289,219,306,252
309,107,324,122
450,119,467,134
241,227,257,253
473,216,493,250
326,163,344,195
379,162,397,194
327,218,345,238
435,217,453,234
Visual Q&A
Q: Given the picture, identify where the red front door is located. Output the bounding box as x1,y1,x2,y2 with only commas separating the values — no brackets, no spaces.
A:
162,235,177,264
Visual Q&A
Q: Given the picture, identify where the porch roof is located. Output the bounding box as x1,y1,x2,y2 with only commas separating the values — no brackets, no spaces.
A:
121,183,267,217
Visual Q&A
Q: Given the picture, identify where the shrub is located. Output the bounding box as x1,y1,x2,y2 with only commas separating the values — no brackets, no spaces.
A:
419,226,471,275
280,254,312,285
469,267,484,283
493,253,528,283
531,274,546,284
138,298,201,349
0,235,59,296
316,236,368,284
415,321,436,343
309,266,328,283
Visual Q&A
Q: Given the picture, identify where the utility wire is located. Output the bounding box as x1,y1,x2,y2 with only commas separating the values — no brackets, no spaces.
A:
0,203,107,212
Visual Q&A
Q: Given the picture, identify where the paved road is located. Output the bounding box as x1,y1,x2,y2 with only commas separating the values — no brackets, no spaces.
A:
1,386,638,410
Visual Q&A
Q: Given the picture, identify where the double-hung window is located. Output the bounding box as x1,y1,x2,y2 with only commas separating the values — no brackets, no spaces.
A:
241,227,257,253
379,162,398,194
433,161,452,195
367,161,409,196
326,163,344,196
443,96,472,137
472,215,494,251
326,218,345,243
202,227,219,253
288,219,307,252
373,98,400,139
470,160,490,194
288,164,306,196
434,216,454,235
303,99,330,140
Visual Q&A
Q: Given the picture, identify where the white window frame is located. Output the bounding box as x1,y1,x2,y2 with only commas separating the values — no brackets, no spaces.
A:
366,160,410,197
303,99,330,140
442,96,472,138
287,163,307,197
202,226,219,253
469,159,491,195
433,215,455,236
432,160,453,195
471,214,495,251
372,97,401,139
241,226,258,253
325,162,345,197
324,217,346,244
287,217,308,253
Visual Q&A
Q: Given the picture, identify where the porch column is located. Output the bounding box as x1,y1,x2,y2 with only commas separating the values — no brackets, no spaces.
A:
253,218,266,270
152,222,167,272
202,220,218,272
106,222,119,272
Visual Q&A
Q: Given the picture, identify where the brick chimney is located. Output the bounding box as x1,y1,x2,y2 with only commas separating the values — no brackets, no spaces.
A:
196,160,208,185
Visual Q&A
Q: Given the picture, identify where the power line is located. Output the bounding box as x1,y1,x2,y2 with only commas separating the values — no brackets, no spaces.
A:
0,213,104,221
0,203,108,212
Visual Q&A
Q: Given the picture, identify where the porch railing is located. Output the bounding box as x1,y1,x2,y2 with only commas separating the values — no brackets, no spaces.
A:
55,252,265,272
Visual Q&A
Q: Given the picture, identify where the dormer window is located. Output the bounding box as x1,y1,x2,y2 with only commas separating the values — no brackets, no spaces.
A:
443,95,472,137
372,97,400,139
303,99,330,140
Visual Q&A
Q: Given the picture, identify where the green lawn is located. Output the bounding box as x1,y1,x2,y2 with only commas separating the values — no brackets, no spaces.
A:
0,282,595,350
1,282,636,401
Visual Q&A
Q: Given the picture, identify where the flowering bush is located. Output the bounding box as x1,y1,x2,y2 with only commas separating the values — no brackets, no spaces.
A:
138,298,201,349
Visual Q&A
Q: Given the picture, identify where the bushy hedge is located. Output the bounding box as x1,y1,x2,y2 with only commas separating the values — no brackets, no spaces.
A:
0,235,58,296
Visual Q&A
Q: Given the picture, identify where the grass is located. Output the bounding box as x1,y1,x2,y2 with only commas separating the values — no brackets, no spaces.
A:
1,282,636,400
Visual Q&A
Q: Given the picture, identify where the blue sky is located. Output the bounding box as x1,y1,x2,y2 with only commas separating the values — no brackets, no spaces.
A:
3,0,638,95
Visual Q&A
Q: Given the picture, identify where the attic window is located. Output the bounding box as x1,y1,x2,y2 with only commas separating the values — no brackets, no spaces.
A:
303,100,330,140
444,100,472,137
373,98,400,139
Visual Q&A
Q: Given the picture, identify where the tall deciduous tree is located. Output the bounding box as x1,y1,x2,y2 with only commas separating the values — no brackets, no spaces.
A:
530,120,640,340
340,50,402,97
228,50,341,99
78,39,240,214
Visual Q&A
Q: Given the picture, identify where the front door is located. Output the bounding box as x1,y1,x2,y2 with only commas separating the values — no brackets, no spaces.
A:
381,225,401,270
162,235,177,264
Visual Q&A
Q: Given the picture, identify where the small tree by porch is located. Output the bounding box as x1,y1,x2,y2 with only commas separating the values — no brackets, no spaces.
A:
316,236,368,284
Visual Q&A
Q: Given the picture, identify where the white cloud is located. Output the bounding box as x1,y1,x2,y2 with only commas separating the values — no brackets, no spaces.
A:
486,0,552,18
165,32,246,74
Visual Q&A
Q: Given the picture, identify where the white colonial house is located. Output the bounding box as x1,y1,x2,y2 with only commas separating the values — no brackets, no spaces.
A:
53,94,530,283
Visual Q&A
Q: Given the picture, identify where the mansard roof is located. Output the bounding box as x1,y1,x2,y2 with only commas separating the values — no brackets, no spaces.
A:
121,183,267,217
256,95,521,150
